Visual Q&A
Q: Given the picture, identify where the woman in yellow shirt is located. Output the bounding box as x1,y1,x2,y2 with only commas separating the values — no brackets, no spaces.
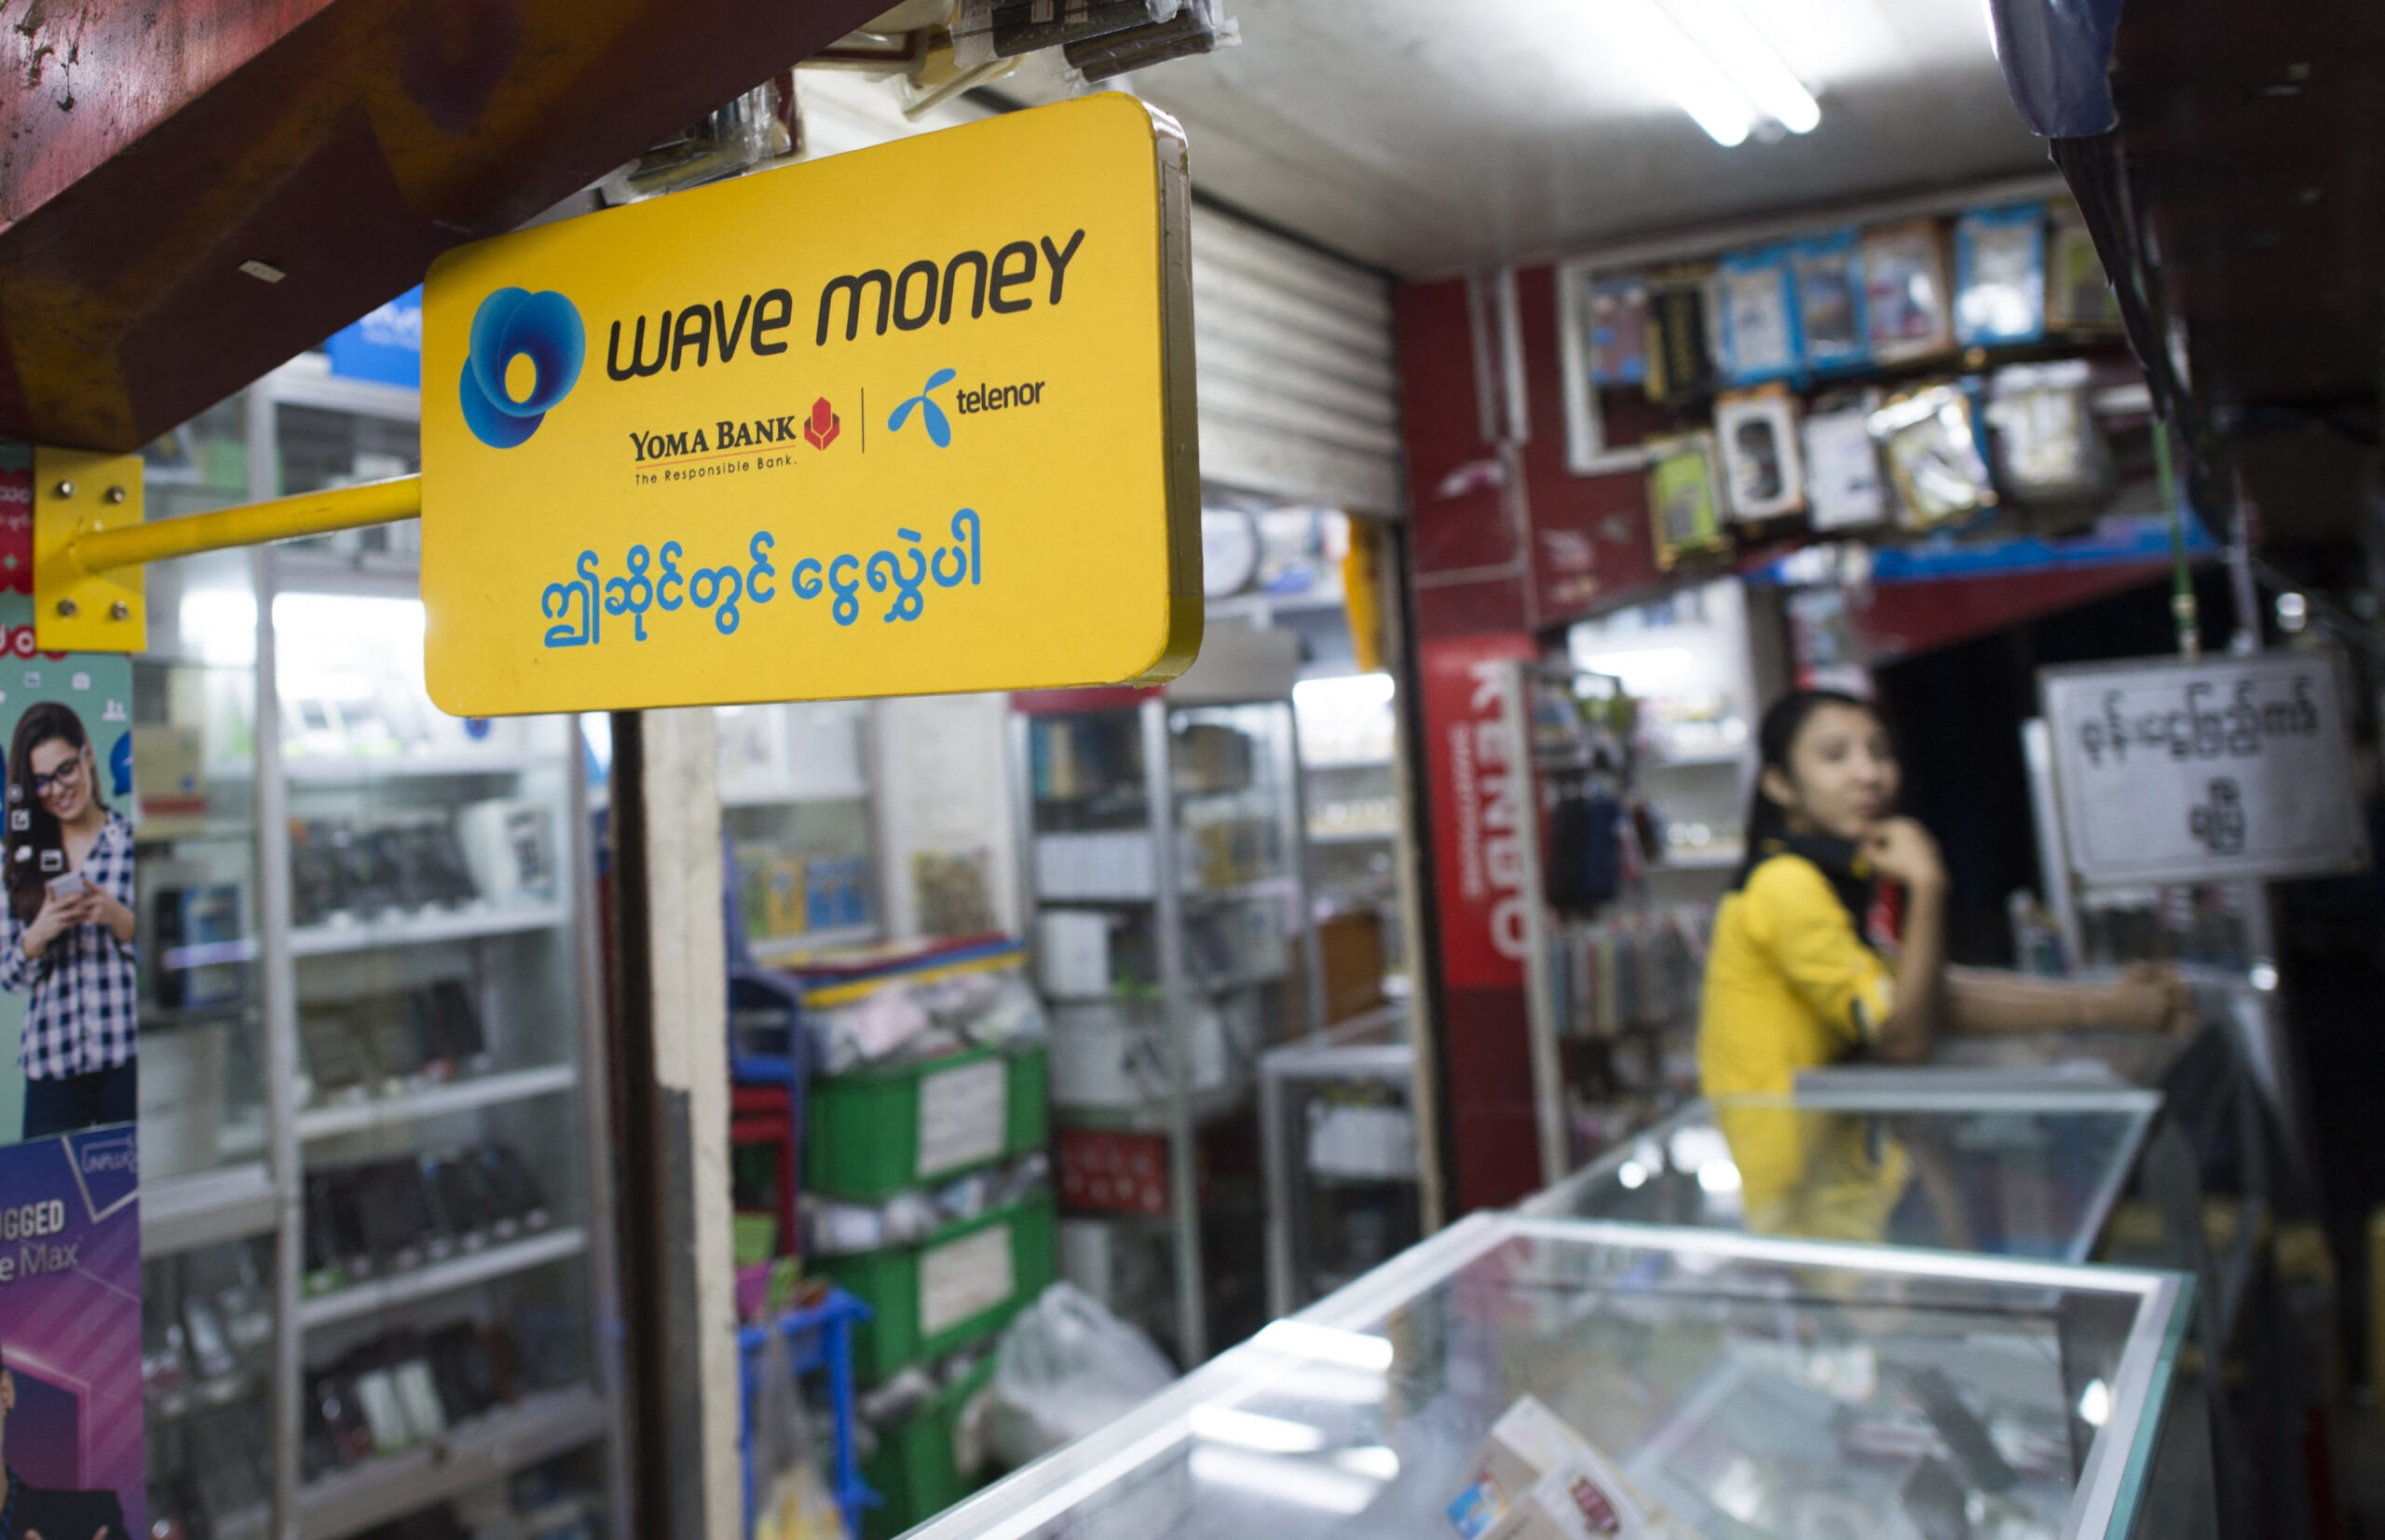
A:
1701,689,2187,1239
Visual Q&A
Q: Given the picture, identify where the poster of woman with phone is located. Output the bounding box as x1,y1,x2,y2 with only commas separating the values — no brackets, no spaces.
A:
0,702,136,1142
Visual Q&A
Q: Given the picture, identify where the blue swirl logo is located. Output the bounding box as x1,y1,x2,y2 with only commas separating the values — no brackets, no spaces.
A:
459,288,585,448
888,368,957,448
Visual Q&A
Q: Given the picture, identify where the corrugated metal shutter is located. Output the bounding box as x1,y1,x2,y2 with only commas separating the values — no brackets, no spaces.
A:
1191,207,1404,517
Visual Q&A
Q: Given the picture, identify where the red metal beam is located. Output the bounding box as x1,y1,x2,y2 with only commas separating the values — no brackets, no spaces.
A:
0,0,892,451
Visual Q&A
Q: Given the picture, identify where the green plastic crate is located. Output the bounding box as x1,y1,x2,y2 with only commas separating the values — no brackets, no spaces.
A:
814,1192,1056,1383
807,1044,1048,1201
860,1352,1001,1540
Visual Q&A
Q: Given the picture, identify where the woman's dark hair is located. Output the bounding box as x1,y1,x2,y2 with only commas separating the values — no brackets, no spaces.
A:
7,702,94,924
1735,688,1885,886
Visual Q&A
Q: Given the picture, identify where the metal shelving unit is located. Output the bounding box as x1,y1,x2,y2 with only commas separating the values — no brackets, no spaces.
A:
136,368,626,1540
1015,658,1321,1368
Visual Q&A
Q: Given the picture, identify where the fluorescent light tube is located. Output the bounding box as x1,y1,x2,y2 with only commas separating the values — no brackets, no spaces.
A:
1640,0,1820,142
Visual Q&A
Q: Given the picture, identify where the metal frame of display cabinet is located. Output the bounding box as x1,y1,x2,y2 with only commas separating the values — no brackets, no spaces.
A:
1256,1002,1414,1316
1012,685,1323,1367
138,373,629,1540
900,1211,2198,1540
1520,1085,2164,1264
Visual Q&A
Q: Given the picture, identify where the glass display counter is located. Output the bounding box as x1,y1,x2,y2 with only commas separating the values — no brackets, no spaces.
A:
907,1214,2196,1540
1523,1089,2160,1263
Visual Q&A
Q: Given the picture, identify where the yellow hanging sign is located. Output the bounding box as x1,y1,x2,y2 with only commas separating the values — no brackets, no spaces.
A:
419,94,1200,716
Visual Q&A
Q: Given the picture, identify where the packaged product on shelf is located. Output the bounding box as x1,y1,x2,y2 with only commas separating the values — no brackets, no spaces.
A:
455,797,557,905
1587,276,1651,387
805,1152,1050,1258
1866,382,1997,527
1790,229,1870,373
1643,432,1728,569
1716,248,1801,384
1860,220,1955,363
1800,394,1889,530
1985,358,2112,507
1712,386,1806,522
1953,202,2049,347
807,962,1047,1074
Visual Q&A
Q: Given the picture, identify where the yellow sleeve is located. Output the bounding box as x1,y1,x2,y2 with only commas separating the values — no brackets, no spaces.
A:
1741,856,1896,1050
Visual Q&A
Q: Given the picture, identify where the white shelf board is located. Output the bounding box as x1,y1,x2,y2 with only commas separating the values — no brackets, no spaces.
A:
721,783,871,809
298,1226,587,1331
746,923,879,961
297,1064,579,1143
1658,845,1746,870
143,1161,279,1256
282,750,553,783
297,1385,607,1540
1306,826,1397,844
1644,751,1745,770
291,902,569,957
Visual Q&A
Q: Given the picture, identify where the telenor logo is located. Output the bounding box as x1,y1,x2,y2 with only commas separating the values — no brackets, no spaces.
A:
461,288,586,448
888,368,957,448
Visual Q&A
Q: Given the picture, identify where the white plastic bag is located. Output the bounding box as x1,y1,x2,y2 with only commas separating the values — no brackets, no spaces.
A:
987,1283,1177,1468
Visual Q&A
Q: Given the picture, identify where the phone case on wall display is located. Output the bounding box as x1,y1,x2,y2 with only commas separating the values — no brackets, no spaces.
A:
1587,277,1651,387
1868,383,1997,528
1791,229,1870,373
1954,203,2048,347
1717,248,1801,384
1802,397,1889,530
1714,386,1806,522
2047,218,2122,331
1644,432,1729,568
1643,269,1720,404
1861,220,1955,363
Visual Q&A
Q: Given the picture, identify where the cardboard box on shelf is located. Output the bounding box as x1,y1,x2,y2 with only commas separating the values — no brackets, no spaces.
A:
1449,1396,1669,1540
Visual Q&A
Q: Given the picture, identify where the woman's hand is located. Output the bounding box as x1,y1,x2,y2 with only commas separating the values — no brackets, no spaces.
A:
86,885,135,945
1862,817,1947,894
20,887,97,960
2100,962,2198,1034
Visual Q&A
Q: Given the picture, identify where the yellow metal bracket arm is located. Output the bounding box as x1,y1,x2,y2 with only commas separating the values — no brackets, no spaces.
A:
33,449,422,653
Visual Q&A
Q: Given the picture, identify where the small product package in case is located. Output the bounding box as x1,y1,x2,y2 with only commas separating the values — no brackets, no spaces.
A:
1587,276,1651,388
952,0,1180,63
1868,383,1997,528
1447,1396,1670,1540
1791,228,1869,373
1861,220,1955,363
1717,247,1802,384
1802,393,1889,530
1062,0,1236,81
1713,386,1806,521
1954,202,2048,347
1644,431,1729,567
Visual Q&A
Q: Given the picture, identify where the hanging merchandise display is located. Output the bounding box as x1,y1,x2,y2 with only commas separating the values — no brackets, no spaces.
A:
1712,385,1806,522
951,0,1180,61
1586,277,1651,388
1790,229,1871,374
1953,203,2050,348
1860,220,1956,363
1643,432,1728,568
1801,393,1889,530
1716,247,1802,385
1060,0,1240,81
1985,359,2113,508
1868,383,1997,528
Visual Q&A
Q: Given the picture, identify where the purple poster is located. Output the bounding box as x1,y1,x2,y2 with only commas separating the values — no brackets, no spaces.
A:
0,1125,141,1540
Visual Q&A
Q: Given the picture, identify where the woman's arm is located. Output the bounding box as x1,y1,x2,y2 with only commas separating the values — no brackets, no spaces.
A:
1864,819,1949,1064
1945,962,2193,1035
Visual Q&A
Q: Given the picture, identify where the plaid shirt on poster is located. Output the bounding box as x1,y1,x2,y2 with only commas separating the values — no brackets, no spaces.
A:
0,809,138,1080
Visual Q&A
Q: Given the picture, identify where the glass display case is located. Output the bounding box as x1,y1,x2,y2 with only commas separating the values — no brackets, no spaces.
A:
137,361,625,1540
717,700,879,962
1523,1088,2161,1264
1258,1009,1420,1315
906,1213,2200,1540
1017,680,1316,1367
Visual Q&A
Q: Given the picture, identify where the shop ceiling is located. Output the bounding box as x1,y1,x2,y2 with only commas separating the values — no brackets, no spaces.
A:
994,0,2048,275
